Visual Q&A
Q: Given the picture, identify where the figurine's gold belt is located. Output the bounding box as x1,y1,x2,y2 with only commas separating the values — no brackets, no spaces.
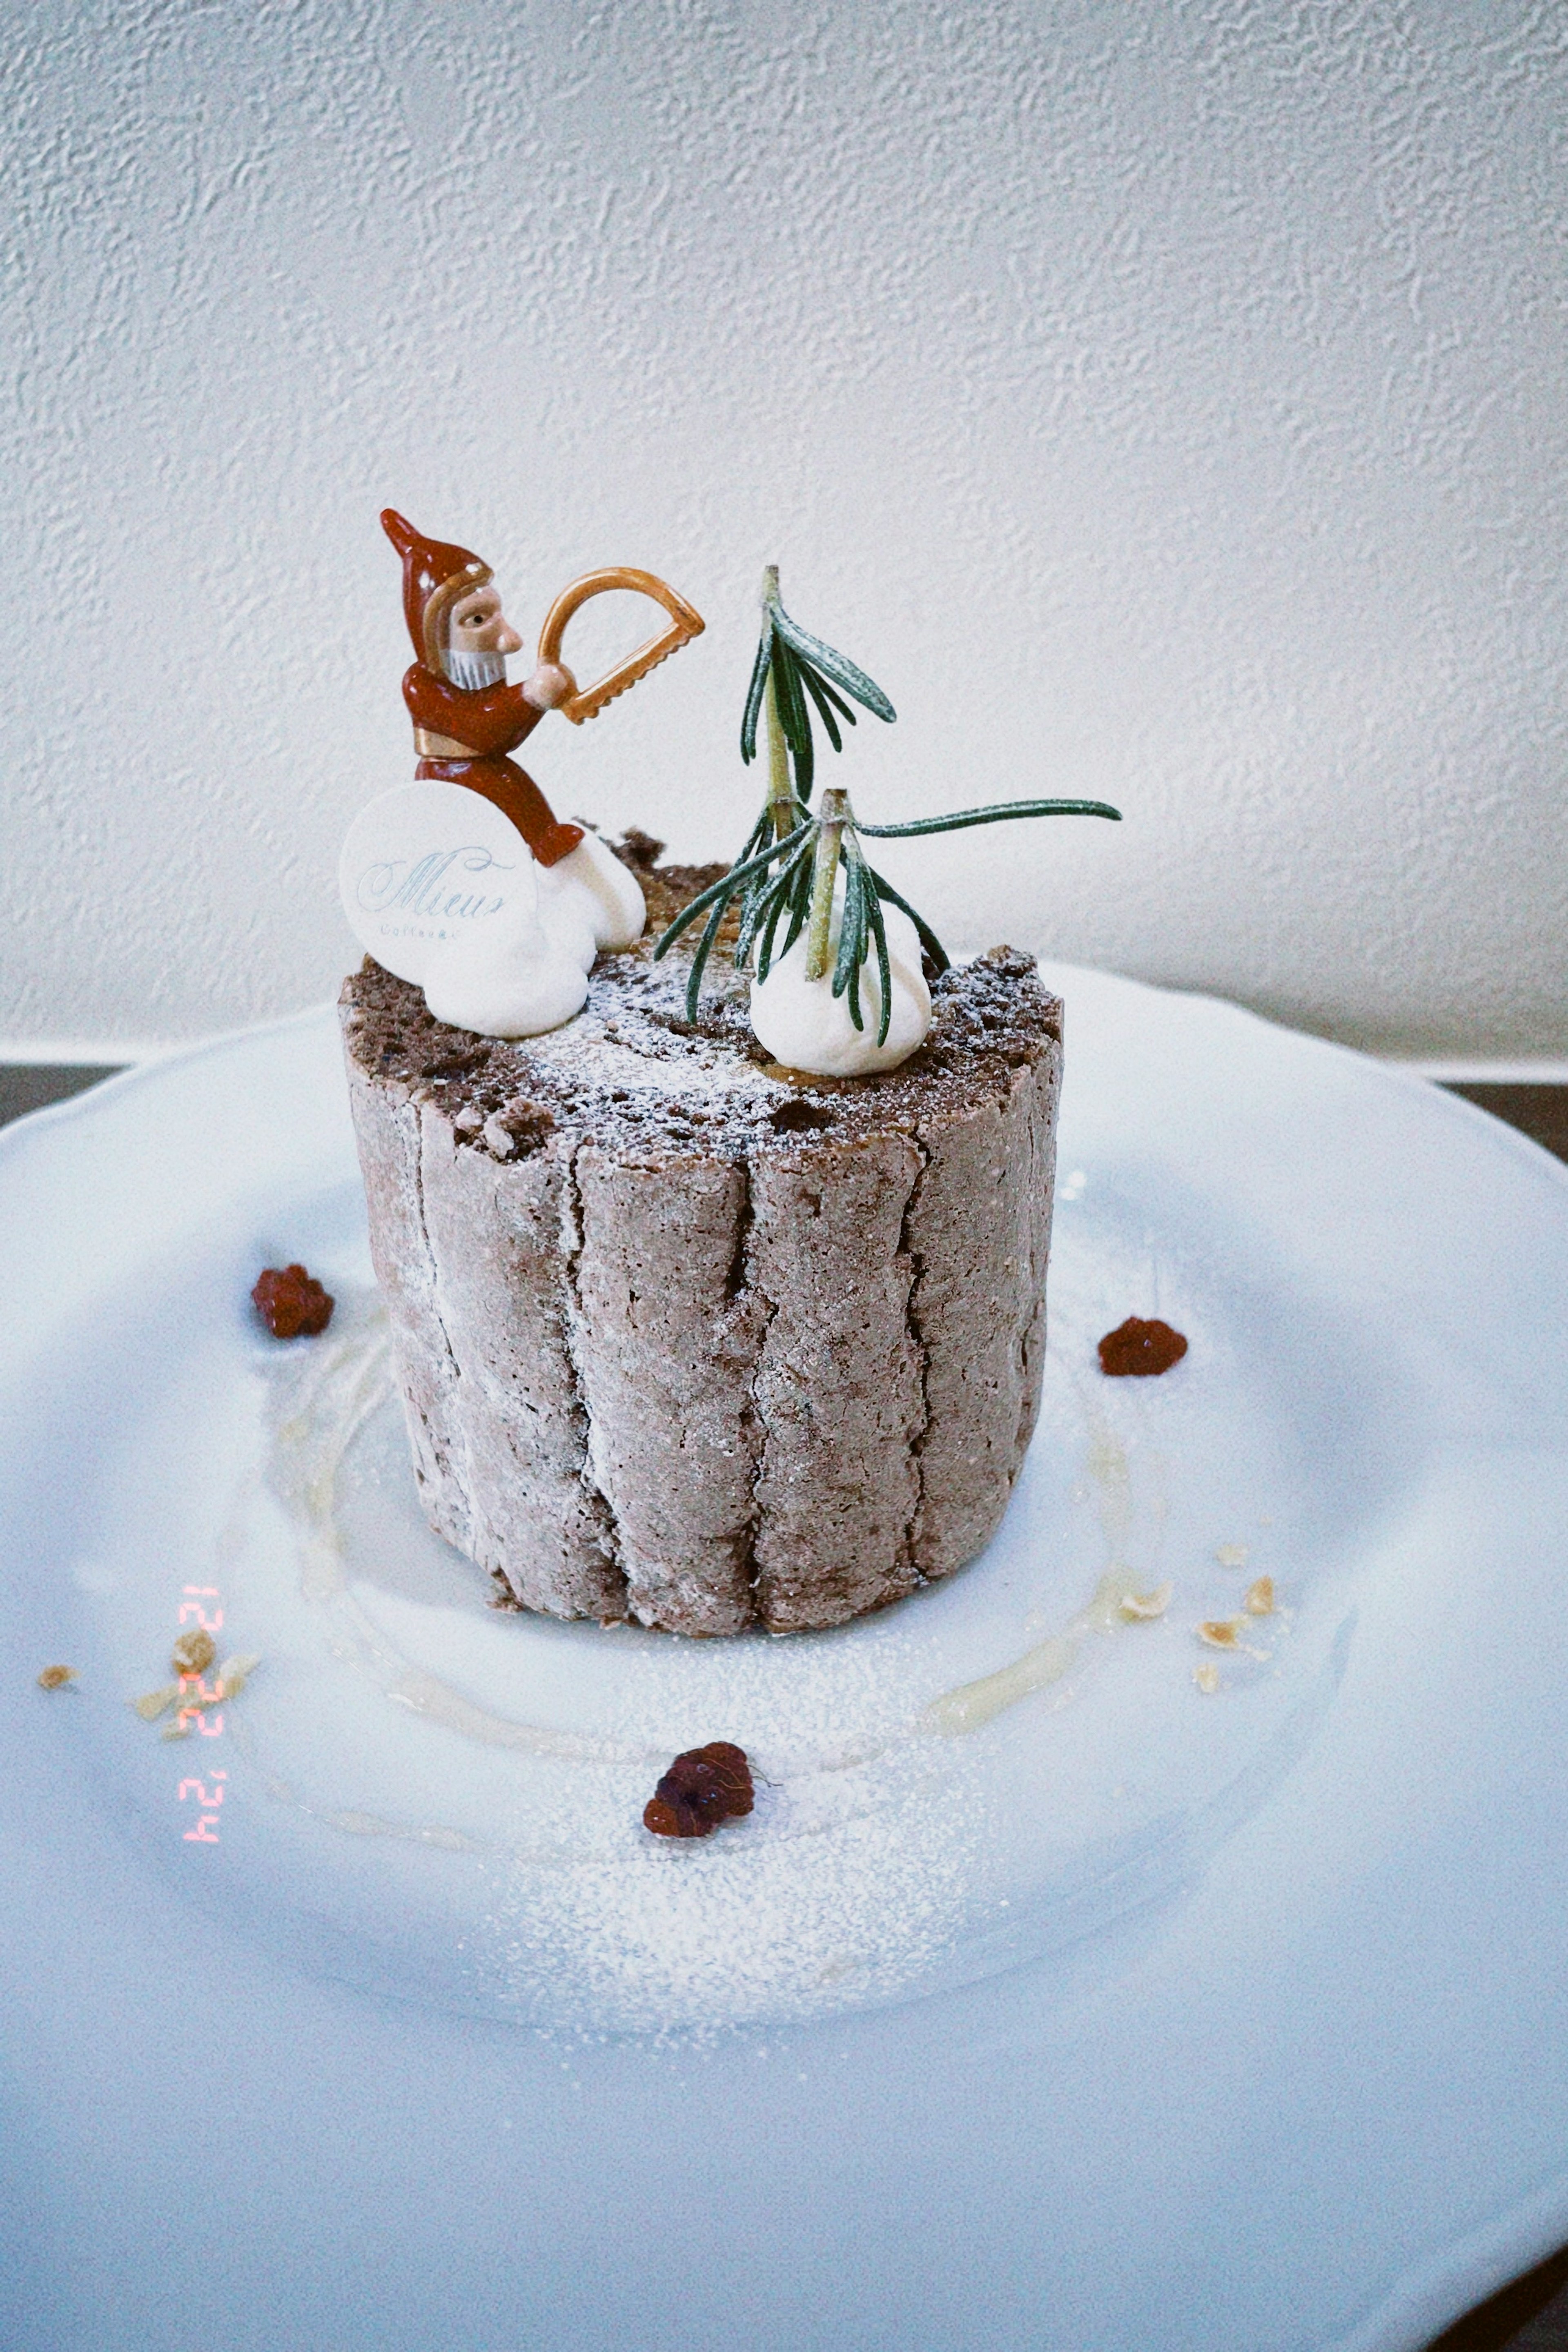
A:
413,728,475,759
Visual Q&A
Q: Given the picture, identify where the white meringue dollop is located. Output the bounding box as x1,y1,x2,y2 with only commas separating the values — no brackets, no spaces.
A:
424,833,646,1039
339,781,649,1040
542,829,647,951
421,877,590,1036
749,883,931,1076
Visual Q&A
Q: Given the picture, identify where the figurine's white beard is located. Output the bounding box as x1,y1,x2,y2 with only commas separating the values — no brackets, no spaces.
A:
443,646,508,690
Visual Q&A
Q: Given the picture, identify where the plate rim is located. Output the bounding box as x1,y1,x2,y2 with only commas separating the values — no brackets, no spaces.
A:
4,964,1568,2352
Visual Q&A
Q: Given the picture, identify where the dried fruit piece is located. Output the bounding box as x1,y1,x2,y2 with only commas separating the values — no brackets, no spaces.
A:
171,1627,216,1676
1194,1662,1221,1694
1118,1583,1173,1622
1244,1575,1275,1617
1198,1619,1242,1649
643,1741,755,1839
252,1263,334,1339
36,1664,76,1690
1098,1317,1188,1377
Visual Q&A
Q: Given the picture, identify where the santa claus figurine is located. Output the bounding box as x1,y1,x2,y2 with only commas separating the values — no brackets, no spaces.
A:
382,508,590,867
352,511,698,1036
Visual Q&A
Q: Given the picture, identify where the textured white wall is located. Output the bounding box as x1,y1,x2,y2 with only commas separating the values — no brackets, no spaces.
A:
2,0,1564,1055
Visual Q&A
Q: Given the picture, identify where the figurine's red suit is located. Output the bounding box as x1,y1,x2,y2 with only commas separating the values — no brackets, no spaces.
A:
381,510,583,867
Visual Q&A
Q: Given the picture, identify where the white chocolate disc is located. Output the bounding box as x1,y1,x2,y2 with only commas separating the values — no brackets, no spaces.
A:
339,782,536,989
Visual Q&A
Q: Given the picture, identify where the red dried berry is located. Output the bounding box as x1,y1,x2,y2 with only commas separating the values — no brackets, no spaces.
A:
1098,1316,1188,1377
252,1263,335,1339
643,1741,754,1839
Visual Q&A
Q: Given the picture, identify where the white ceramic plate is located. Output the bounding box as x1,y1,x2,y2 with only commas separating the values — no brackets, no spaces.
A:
2,967,1567,2352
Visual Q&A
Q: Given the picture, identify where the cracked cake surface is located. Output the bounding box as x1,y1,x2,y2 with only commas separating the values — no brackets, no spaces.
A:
339,840,1062,1635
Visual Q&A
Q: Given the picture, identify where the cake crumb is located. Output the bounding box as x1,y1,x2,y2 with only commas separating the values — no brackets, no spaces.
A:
1215,1542,1249,1569
615,828,667,872
481,1098,557,1161
1118,1583,1172,1621
1198,1619,1242,1649
1194,1662,1221,1694
36,1664,76,1690
214,1654,261,1698
172,1627,216,1677
1243,1575,1275,1616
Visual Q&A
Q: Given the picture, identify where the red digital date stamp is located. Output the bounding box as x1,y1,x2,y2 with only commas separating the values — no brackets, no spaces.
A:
177,1586,225,1841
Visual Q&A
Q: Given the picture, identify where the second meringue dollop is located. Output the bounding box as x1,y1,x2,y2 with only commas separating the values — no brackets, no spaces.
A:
749,884,930,1076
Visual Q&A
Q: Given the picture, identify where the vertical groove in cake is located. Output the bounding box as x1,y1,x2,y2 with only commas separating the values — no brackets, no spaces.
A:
746,1136,927,1631
409,1105,473,1554
569,1143,766,1635
555,1135,621,1577
343,1058,472,1558
422,1115,626,1619
738,1157,780,1637
896,1135,935,1577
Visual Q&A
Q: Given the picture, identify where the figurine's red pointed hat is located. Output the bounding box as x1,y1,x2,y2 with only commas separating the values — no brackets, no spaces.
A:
381,508,493,669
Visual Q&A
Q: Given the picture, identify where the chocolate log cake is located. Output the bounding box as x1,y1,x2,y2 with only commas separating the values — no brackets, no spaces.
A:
339,840,1062,1635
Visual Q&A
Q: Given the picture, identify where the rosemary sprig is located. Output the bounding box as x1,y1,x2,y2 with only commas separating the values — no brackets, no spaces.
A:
857,797,1118,836
741,564,895,816
655,568,1123,1040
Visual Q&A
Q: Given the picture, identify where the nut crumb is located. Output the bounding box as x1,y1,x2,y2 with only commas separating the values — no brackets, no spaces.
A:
36,1664,76,1690
1198,1619,1243,1649
133,1683,183,1721
1119,1583,1173,1621
1194,1662,1221,1694
1215,1543,1249,1569
132,1654,260,1722
171,1627,216,1676
1244,1575,1275,1616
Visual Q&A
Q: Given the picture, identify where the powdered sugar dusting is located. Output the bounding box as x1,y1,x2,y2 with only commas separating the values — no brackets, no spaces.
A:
523,1006,780,1103
165,1172,1337,2036
477,1743,980,2030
